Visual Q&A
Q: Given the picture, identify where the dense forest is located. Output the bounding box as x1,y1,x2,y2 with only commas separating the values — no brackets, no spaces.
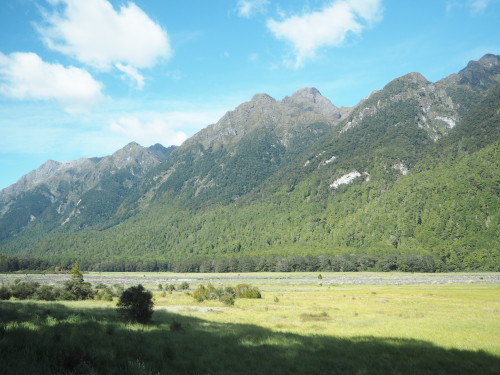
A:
0,56,498,272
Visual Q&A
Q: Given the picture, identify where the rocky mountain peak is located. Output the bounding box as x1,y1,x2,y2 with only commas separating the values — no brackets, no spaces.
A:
282,87,341,120
250,93,276,105
148,143,175,160
458,53,500,86
289,87,322,100
394,72,429,85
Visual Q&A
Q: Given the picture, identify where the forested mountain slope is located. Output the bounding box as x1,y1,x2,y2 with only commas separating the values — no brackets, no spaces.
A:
0,143,175,240
0,54,498,272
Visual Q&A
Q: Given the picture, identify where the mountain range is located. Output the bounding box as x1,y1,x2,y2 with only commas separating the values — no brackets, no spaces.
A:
0,54,498,272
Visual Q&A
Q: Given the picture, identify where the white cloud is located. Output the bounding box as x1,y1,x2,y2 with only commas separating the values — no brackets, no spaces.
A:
267,0,383,67
446,0,499,13
470,0,498,13
38,0,171,87
109,116,188,147
0,52,103,112
115,63,145,90
237,0,269,18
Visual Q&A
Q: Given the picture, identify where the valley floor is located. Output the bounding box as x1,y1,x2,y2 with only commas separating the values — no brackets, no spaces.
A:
1,272,499,374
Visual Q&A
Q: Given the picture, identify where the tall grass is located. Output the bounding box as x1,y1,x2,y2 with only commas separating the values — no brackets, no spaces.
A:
0,299,499,374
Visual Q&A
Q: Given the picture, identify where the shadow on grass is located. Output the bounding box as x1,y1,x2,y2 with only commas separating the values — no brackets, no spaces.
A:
0,301,498,375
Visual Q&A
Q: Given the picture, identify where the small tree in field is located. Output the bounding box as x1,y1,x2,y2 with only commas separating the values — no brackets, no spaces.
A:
61,263,94,300
117,284,154,323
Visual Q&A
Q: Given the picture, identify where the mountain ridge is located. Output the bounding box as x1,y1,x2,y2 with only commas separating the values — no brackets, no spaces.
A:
0,54,498,271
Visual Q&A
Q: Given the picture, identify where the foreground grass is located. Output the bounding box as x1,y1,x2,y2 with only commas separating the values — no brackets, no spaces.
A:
1,272,499,374
1,300,499,375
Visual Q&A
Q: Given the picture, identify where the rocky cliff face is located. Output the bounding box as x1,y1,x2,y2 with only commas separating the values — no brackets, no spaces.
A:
144,87,347,207
338,54,500,141
185,87,346,149
457,53,500,87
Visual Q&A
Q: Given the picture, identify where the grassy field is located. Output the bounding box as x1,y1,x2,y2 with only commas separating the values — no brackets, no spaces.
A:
1,272,499,374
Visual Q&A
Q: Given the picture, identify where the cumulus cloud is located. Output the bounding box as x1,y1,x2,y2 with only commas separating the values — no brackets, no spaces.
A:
109,116,188,147
38,0,171,87
267,0,383,67
0,52,103,112
237,0,269,18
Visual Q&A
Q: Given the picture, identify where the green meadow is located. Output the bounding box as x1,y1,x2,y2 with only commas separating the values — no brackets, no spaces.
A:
1,272,499,374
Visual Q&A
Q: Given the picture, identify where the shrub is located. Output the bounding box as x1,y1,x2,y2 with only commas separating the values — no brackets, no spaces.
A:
179,282,190,290
0,285,11,300
60,262,94,301
34,285,60,301
192,283,235,305
94,287,114,301
219,293,235,306
117,284,154,324
10,279,40,300
165,284,176,292
233,284,261,299
61,278,94,301
192,284,212,302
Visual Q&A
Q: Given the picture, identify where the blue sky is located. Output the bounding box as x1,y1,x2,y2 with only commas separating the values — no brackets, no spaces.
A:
0,0,499,190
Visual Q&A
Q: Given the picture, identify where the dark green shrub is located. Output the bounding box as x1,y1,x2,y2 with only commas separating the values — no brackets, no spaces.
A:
61,278,95,300
60,262,94,300
179,282,190,290
166,284,176,292
117,284,154,323
0,285,11,300
234,284,261,299
34,285,60,301
10,279,40,299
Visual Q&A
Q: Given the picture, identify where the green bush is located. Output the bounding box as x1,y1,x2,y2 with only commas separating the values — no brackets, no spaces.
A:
191,283,260,305
165,284,176,292
179,282,190,290
117,284,154,324
10,279,40,300
94,287,114,301
61,278,95,301
219,293,235,306
191,284,212,302
0,285,11,300
192,283,235,305
234,284,261,299
60,262,95,301
34,285,59,301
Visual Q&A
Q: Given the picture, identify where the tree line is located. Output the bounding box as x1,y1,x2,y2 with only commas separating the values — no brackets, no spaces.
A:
1,250,497,273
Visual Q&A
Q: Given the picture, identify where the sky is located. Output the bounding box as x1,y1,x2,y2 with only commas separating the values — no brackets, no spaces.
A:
0,0,499,190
